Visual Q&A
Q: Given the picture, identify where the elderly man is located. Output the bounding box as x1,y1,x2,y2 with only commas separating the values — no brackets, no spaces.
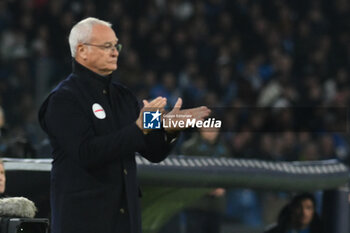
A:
38,17,210,233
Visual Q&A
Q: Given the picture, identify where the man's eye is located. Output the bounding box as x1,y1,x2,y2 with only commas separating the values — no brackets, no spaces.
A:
104,44,112,49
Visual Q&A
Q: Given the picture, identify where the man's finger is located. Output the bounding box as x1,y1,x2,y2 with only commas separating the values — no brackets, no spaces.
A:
174,98,182,109
186,107,211,121
151,98,167,109
184,106,211,116
143,100,149,107
149,97,166,106
146,97,167,110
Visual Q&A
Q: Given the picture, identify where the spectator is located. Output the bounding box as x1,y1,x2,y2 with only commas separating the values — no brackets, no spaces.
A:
264,193,323,233
0,106,36,158
181,127,229,158
181,128,228,233
160,127,228,233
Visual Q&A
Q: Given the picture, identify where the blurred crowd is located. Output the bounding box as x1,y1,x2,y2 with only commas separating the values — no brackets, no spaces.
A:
1,0,349,163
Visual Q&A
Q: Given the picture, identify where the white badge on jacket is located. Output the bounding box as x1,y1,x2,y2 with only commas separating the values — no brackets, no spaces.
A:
92,103,106,119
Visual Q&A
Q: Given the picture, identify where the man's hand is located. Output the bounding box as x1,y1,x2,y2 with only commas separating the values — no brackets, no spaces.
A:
136,97,167,134
163,98,211,132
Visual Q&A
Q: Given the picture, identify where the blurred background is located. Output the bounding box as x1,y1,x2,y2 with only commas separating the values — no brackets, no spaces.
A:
0,0,349,232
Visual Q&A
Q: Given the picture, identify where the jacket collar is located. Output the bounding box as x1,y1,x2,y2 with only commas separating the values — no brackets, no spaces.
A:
72,59,111,88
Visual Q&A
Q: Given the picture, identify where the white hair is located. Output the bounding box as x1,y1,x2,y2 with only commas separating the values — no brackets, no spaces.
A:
68,17,112,57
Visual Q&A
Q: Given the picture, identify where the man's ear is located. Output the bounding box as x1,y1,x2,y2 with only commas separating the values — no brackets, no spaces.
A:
76,44,88,60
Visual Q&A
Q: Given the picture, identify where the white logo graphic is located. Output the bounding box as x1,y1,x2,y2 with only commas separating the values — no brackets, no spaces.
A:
143,110,162,129
143,110,222,129
92,103,106,119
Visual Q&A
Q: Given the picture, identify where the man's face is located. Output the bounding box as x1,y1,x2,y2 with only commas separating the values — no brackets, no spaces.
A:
83,24,119,76
293,199,314,229
0,163,6,194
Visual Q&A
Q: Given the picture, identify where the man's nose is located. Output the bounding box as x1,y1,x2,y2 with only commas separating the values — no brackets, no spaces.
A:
111,48,119,56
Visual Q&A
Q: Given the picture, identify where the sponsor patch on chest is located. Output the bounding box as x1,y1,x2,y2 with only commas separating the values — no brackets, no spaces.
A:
92,103,106,119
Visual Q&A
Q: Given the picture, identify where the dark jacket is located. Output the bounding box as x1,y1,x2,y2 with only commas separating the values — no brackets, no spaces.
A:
39,60,174,233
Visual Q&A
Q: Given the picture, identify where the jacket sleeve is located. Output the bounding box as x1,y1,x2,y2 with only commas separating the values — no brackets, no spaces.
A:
130,95,177,163
42,91,148,168
138,130,178,162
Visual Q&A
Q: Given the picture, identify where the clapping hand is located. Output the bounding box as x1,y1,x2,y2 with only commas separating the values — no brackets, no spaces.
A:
136,97,167,134
163,98,211,132
136,97,211,134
